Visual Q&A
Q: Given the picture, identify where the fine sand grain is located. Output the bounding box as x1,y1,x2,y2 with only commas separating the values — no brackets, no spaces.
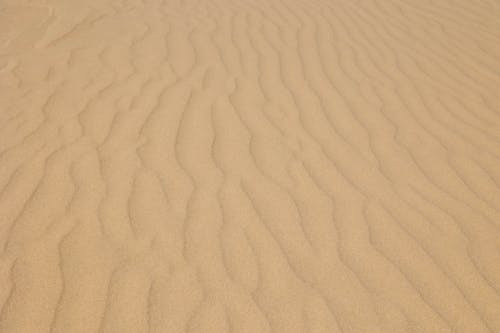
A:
1,0,500,332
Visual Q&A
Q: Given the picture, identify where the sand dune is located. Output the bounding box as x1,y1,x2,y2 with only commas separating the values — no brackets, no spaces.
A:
1,0,499,332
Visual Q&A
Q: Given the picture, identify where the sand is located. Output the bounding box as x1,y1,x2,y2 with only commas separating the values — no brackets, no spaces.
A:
0,0,499,332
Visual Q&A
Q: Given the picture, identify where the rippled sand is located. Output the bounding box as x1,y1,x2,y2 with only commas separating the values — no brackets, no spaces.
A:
1,0,499,332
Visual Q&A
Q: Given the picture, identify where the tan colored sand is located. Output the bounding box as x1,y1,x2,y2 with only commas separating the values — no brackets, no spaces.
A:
1,0,500,332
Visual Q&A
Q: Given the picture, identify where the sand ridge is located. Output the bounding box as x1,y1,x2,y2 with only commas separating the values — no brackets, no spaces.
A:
0,0,500,332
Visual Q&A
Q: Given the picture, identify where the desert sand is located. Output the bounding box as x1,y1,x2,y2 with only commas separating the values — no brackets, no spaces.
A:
0,0,499,332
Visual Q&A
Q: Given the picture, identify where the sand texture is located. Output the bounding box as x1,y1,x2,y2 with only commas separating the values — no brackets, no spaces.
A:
1,0,500,332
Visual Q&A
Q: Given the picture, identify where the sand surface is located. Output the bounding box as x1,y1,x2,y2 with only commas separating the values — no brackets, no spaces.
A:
1,0,500,332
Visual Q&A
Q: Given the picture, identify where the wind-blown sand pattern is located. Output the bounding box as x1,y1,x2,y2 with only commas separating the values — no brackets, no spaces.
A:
0,0,499,332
